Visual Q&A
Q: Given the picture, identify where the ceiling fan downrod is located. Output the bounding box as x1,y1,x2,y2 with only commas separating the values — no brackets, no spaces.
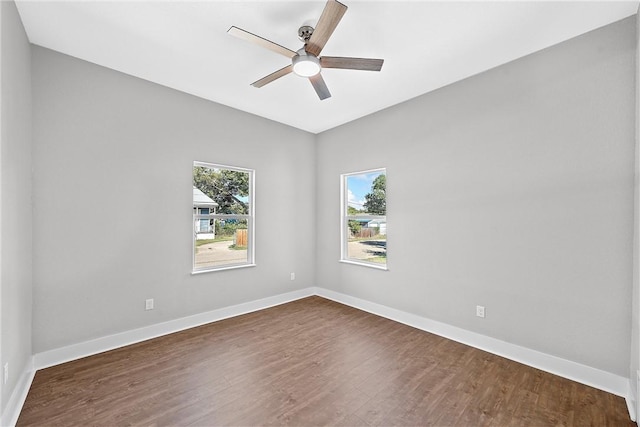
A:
298,25,314,43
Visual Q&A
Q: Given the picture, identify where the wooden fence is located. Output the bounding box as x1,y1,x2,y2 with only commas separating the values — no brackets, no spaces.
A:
235,229,248,247
353,228,379,239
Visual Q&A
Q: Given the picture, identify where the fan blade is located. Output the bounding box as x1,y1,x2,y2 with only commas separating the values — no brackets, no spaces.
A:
305,0,347,57
320,57,384,71
309,74,331,100
251,65,293,88
228,26,296,59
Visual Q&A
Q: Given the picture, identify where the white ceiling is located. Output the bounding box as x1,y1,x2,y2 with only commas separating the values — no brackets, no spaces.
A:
15,1,639,134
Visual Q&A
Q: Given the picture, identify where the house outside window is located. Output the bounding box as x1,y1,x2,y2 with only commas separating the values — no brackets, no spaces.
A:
193,188,218,238
193,162,255,273
341,168,387,270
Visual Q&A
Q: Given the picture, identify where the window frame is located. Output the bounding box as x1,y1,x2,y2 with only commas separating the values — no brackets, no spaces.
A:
192,161,255,274
340,168,388,270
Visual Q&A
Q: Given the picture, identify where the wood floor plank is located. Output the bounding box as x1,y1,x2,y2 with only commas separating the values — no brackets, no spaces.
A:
17,296,634,426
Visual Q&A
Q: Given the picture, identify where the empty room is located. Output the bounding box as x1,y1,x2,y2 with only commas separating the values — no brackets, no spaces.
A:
2,0,640,425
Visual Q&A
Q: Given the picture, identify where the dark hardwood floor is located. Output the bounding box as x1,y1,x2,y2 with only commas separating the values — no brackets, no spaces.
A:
18,296,633,426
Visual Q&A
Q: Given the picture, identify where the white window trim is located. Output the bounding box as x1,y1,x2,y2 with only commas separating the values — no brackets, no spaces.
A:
192,161,255,274
339,259,388,270
340,168,388,270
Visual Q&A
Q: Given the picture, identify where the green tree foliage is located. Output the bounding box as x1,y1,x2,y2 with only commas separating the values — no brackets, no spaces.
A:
347,206,361,215
348,220,362,236
193,166,249,214
364,174,386,215
347,205,363,236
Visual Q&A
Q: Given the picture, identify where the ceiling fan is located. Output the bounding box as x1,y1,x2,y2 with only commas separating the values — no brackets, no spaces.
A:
228,0,384,100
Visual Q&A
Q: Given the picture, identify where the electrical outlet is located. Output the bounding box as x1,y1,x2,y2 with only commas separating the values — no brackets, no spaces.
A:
145,298,154,310
4,363,8,385
476,305,485,318
290,272,295,281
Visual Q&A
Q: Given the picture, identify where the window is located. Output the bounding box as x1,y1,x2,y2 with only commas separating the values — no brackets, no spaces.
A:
341,168,387,269
193,162,254,273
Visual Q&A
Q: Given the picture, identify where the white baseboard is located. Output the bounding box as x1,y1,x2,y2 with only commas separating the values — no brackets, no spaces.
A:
34,287,316,370
1,356,35,427
634,370,640,424
626,395,636,423
21,286,633,423
315,288,631,399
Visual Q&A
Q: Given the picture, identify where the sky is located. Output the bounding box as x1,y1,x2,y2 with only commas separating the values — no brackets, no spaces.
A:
347,170,384,212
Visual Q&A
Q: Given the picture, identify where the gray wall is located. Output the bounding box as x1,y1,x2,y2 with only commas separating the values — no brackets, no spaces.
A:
316,17,636,377
1,0,33,414
31,47,316,353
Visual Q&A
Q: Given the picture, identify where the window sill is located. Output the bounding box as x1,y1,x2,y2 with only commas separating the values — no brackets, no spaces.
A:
192,263,256,275
339,259,388,271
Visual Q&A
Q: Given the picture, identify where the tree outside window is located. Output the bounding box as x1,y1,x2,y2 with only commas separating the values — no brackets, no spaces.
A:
342,168,387,268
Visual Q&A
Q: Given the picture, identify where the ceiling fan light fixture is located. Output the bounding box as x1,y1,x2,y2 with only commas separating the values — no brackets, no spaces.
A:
292,51,321,77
